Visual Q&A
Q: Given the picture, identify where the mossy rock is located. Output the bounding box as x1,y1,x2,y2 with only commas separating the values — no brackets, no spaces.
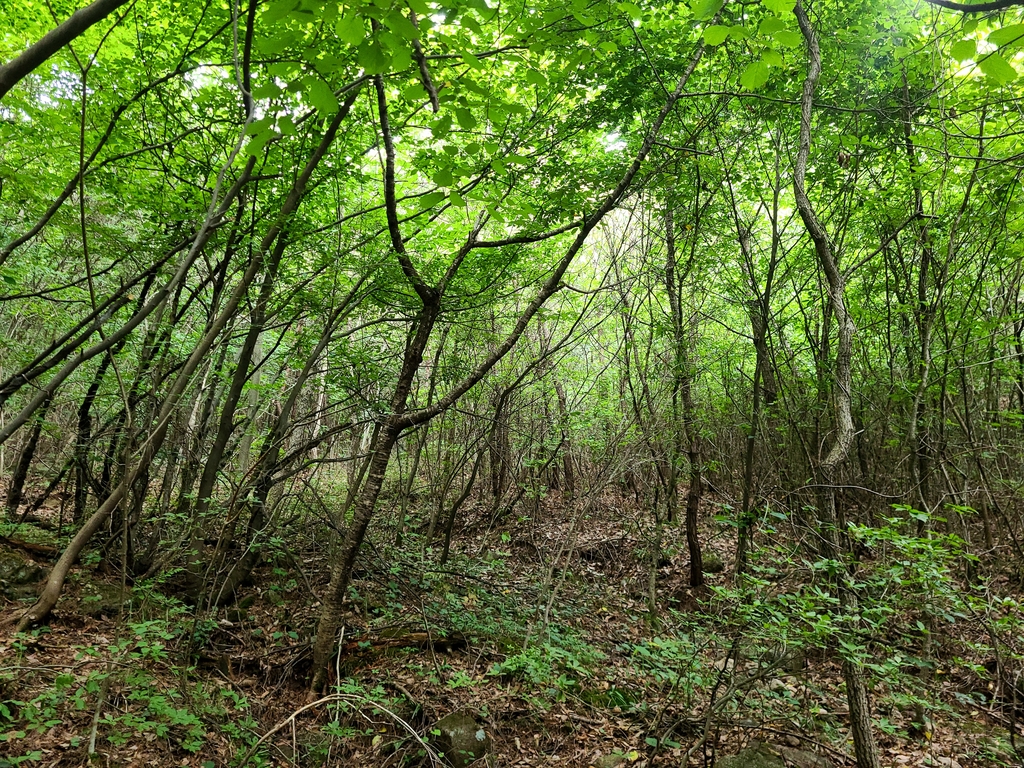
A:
718,742,786,768
79,582,132,618
0,551,44,588
702,553,725,574
432,712,491,768
720,742,830,768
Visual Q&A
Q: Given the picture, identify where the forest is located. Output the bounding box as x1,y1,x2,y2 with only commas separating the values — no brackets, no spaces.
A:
2,0,1024,765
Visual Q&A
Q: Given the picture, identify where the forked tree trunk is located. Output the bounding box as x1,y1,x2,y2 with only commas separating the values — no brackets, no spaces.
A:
310,46,709,691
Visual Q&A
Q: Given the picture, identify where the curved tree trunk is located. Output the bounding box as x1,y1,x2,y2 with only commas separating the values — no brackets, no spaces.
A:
793,4,881,768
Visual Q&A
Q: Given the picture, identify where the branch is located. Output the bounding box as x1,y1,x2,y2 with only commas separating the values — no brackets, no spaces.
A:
373,73,434,303
0,0,132,101
409,10,439,112
473,221,580,248
923,0,1024,12
396,31,711,431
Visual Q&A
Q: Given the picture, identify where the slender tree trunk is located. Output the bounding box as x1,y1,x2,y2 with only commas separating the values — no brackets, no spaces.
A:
664,196,704,587
440,447,484,566
311,423,401,691
793,4,880,766
4,396,51,520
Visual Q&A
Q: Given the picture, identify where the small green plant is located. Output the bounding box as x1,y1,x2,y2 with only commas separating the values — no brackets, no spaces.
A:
1,610,261,763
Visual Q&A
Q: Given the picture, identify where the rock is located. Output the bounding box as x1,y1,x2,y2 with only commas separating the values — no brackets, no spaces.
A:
718,742,785,768
0,551,44,590
592,754,626,768
79,582,131,618
433,712,491,768
773,743,831,768
702,553,725,574
767,644,806,673
718,742,831,768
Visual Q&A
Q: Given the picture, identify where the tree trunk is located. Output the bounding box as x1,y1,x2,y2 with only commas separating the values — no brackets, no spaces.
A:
793,4,881,766
4,396,51,520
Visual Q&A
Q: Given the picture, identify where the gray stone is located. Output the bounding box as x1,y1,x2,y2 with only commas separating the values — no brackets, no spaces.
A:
433,712,491,768
774,744,830,768
0,551,44,588
702,553,725,574
79,582,131,618
718,742,785,768
719,742,831,768
592,754,626,768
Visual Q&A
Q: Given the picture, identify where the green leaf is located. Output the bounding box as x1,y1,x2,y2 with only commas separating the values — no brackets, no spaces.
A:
455,107,477,130
740,59,770,90
336,14,365,45
690,0,723,21
256,32,290,55
950,39,975,60
763,48,783,67
419,191,446,208
428,113,452,139
979,51,1017,84
357,40,391,74
384,11,420,40
433,167,454,186
703,25,730,45
773,29,802,47
525,69,547,86
615,1,643,19
245,129,274,156
462,52,483,69
988,23,1024,47
763,0,794,14
263,0,299,23
645,737,659,747
449,191,466,206
759,17,786,34
387,38,413,71
251,81,283,99
302,77,338,114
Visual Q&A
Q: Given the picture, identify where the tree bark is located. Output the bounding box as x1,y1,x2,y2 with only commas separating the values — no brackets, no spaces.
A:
4,396,51,520
793,4,881,767
0,0,131,102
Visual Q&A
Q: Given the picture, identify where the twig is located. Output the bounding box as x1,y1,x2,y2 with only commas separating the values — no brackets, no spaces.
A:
87,666,113,756
237,692,442,766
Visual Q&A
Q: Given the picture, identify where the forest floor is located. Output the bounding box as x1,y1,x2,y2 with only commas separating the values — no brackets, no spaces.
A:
0,490,1020,767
